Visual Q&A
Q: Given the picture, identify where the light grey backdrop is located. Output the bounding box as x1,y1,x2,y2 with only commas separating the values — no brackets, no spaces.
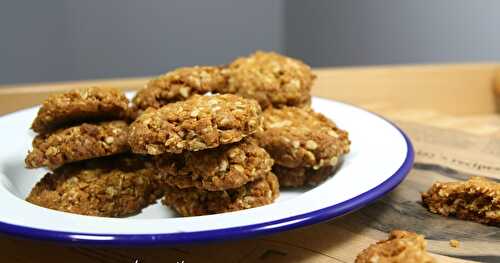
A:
2,1,500,84
1,0,284,84
286,1,500,67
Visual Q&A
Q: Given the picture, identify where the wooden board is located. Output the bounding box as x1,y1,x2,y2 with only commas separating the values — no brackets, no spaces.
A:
0,64,499,116
313,64,499,115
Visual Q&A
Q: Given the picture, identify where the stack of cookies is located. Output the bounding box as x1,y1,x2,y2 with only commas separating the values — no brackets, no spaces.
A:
132,50,351,188
128,94,279,216
25,87,162,217
24,50,350,218
219,51,351,187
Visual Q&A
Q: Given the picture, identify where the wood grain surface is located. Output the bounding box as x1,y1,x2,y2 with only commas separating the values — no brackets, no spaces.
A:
1,64,499,262
0,64,499,116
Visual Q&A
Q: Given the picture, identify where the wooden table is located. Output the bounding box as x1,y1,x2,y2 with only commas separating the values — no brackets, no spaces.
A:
1,64,499,262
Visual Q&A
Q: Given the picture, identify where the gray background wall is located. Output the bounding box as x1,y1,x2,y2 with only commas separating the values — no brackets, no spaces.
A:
2,1,500,84
285,1,500,67
1,0,284,84
1,2,73,84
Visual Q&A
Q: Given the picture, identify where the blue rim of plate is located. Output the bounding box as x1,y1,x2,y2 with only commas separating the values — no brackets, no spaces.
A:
0,116,414,246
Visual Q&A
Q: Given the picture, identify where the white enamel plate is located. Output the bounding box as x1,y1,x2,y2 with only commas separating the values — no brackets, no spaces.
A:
0,96,413,245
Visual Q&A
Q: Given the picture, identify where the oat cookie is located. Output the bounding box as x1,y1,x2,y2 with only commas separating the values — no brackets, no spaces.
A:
217,51,314,109
272,165,337,187
162,172,279,216
155,138,273,191
422,176,500,225
26,120,129,169
256,106,350,169
26,155,162,217
132,66,227,112
129,94,262,154
31,87,129,133
355,230,436,263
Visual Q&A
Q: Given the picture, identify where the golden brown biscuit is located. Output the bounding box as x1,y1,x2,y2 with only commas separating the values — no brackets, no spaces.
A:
25,121,129,169
272,165,336,187
217,51,315,109
422,176,500,226
31,87,129,133
155,138,273,191
26,155,162,217
162,172,279,216
355,230,436,263
256,106,350,169
132,66,227,112
128,94,262,154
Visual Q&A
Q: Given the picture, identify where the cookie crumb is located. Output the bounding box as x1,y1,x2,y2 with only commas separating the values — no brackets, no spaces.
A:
449,239,460,248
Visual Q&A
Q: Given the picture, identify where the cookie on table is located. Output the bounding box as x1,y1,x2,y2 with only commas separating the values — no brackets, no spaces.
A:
26,120,129,169
162,172,279,216
31,87,129,133
355,230,436,263
128,94,262,154
217,51,315,109
155,137,273,191
272,164,337,187
257,106,350,169
26,155,162,217
422,176,500,226
132,66,227,113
